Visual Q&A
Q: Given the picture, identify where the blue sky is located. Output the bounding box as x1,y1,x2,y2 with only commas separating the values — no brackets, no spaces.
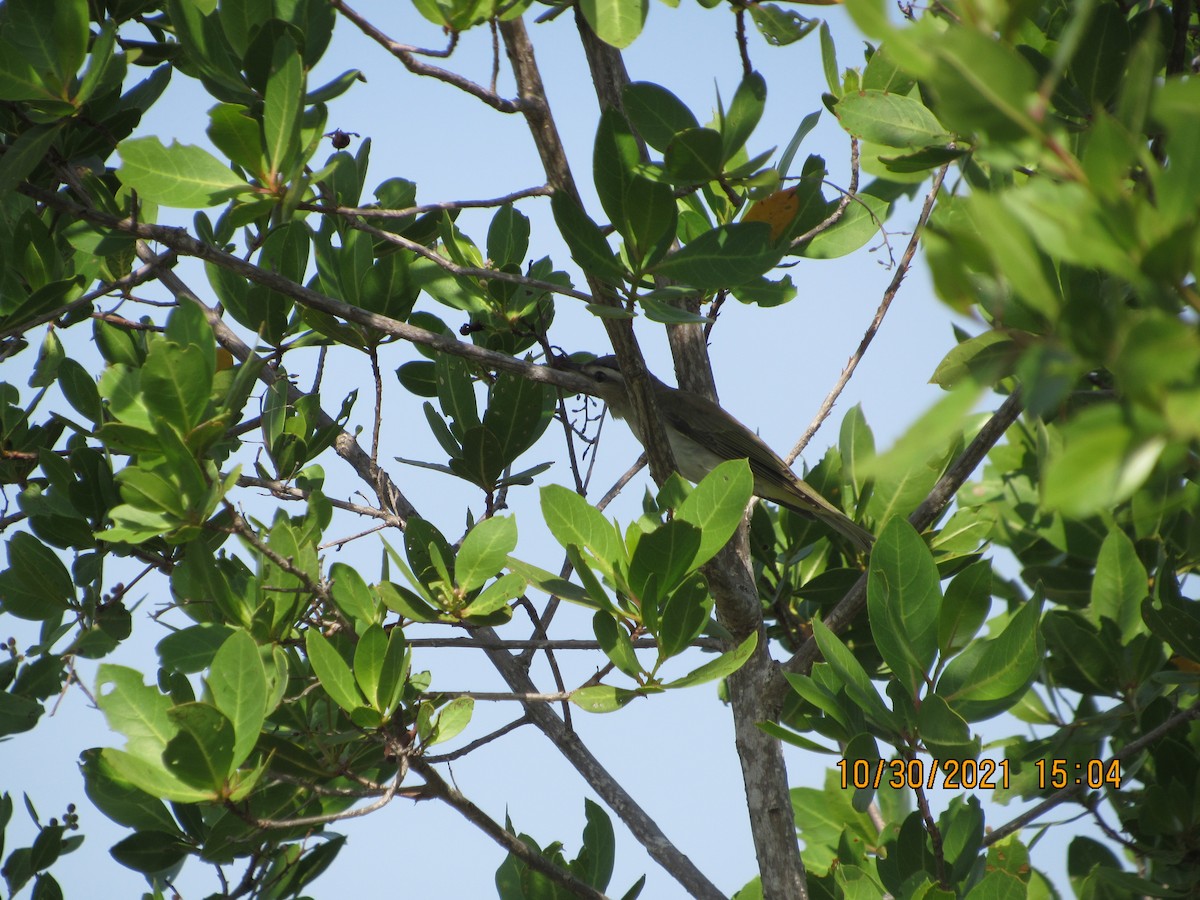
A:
0,2,1092,897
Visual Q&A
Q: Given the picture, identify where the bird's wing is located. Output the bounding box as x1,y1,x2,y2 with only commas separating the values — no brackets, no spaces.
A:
657,386,797,484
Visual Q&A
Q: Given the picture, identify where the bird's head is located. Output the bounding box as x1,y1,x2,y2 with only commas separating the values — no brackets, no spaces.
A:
575,354,632,414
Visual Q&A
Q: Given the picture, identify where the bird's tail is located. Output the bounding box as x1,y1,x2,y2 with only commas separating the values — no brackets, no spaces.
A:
778,480,875,552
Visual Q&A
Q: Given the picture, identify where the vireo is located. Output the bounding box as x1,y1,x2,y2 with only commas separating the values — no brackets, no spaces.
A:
578,355,874,551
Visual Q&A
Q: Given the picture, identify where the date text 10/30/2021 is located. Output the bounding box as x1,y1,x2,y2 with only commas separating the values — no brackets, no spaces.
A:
836,758,1123,792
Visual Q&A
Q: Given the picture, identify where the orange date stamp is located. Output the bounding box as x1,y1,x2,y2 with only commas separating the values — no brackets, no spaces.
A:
837,757,1123,792
837,758,1011,791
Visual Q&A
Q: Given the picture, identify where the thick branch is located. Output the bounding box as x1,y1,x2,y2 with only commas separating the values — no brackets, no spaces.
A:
498,20,678,487
411,758,612,900
474,625,726,899
21,186,598,399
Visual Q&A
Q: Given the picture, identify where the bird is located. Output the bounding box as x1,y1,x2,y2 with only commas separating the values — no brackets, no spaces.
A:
577,354,875,551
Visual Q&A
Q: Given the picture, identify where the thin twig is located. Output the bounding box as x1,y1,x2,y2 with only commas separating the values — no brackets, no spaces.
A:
298,185,551,220
424,715,531,763
240,762,411,828
735,8,753,78
433,690,572,702
236,476,403,526
787,160,949,464
0,251,175,341
369,346,383,466
789,138,861,248
330,0,522,112
777,389,1024,685
984,701,1200,845
318,522,389,551
404,636,723,650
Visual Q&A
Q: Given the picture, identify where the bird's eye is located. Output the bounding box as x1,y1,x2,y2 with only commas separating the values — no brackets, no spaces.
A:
593,370,607,383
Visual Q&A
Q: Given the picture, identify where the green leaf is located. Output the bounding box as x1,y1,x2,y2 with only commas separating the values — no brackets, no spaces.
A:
80,750,178,834
0,531,74,621
456,516,518,592
163,702,236,790
799,191,890,259
263,36,304,175
305,630,365,715
623,175,677,269
675,458,754,569
918,693,978,762
0,124,61,195
487,204,530,268
330,561,379,626
1090,528,1147,642
376,626,409,714
925,27,1039,140
664,632,758,688
156,625,234,674
722,72,767,161
623,82,699,153
207,629,267,768
462,571,525,617
505,556,596,609
404,517,456,590
629,519,701,612
938,594,1045,721
750,4,818,47
938,561,991,656
550,192,627,286
377,580,441,623
1150,79,1200,229
98,748,213,804
429,697,473,746
1069,2,1130,105
658,574,713,659
652,222,781,289
450,425,506,489
140,342,212,433
593,611,642,678
353,623,387,712
435,352,481,439
964,193,1060,317
485,370,554,464
108,830,190,875
58,358,103,425
541,485,622,575
6,0,88,91
1141,597,1200,664
579,0,648,48
1042,407,1164,517
834,90,949,149
863,383,983,524
867,518,942,698
663,127,724,184
810,620,894,731
572,799,616,891
118,137,248,208
570,684,638,713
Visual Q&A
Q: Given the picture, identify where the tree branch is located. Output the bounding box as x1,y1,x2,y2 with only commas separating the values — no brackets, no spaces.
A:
410,757,612,900
984,699,1200,845
473,625,726,899
777,389,1025,685
330,0,523,112
788,161,949,464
